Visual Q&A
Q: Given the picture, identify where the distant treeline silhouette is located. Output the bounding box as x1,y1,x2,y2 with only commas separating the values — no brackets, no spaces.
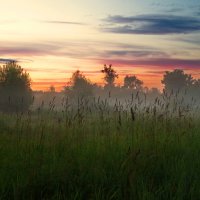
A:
1,61,200,112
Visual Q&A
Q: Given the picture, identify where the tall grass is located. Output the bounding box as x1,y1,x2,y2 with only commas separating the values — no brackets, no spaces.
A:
0,92,200,199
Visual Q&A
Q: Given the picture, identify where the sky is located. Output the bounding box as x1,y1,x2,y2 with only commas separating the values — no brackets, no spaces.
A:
0,0,200,91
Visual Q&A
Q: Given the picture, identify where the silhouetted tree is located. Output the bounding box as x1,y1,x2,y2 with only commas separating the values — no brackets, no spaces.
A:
161,69,194,93
0,61,32,112
123,75,143,90
67,70,94,98
101,64,118,88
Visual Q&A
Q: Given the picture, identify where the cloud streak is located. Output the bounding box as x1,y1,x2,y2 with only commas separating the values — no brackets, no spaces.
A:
41,20,86,25
1,41,200,76
0,58,17,63
101,14,200,35
0,41,158,58
102,50,169,58
96,58,200,69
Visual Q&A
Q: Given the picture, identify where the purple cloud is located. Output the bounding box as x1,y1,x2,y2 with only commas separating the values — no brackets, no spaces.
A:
102,14,200,35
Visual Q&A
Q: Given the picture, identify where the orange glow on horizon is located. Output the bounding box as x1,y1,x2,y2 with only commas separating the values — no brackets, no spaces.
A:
31,72,164,92
1,0,200,93
29,62,200,92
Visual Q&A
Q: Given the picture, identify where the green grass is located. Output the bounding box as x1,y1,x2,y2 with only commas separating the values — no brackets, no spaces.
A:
0,99,200,199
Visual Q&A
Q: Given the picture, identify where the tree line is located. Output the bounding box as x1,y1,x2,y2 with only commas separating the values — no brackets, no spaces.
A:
0,61,200,112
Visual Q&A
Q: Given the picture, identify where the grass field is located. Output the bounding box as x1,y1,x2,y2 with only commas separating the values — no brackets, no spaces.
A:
0,95,200,200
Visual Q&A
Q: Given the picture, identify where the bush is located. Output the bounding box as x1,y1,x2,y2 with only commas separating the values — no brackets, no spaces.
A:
0,62,33,112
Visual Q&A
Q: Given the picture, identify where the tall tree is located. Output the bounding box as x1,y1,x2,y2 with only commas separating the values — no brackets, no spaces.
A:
68,70,94,98
101,64,118,88
0,61,32,112
161,69,194,93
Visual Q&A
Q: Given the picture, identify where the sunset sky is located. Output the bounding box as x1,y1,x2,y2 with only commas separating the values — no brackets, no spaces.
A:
0,0,200,91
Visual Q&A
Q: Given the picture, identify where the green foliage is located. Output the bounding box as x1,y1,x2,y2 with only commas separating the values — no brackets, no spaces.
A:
161,69,194,93
0,94,200,199
124,75,143,90
0,62,32,112
101,64,118,88
67,70,94,98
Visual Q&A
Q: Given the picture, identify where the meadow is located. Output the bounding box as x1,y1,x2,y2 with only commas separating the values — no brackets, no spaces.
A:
0,92,200,200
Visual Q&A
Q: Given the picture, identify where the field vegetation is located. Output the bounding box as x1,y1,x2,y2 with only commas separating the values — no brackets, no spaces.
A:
1,62,200,199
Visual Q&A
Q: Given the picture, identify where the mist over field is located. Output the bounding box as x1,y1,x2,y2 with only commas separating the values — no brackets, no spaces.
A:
1,62,200,199
1,0,200,199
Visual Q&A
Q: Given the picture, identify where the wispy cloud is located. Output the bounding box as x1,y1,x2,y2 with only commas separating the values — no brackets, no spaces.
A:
164,8,183,13
41,20,86,25
95,58,200,69
101,14,200,35
102,50,169,58
1,40,199,73
0,58,17,63
26,67,100,74
0,41,156,58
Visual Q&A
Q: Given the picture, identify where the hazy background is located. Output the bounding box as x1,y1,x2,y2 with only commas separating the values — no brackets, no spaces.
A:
0,0,200,91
